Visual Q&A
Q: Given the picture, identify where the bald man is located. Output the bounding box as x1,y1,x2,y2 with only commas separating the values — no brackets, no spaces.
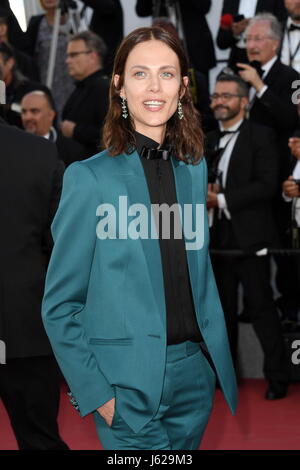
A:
21,91,56,138
21,91,79,167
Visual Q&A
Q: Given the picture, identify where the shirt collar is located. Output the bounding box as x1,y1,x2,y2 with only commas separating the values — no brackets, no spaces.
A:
287,16,300,30
134,131,160,156
220,118,244,133
76,69,103,87
261,55,278,77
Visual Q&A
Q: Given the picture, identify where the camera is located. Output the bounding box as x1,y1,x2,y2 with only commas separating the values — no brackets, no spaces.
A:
294,179,300,189
233,14,245,22
59,0,77,13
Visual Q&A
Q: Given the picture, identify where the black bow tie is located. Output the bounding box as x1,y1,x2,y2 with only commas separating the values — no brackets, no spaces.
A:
249,60,264,77
140,146,172,160
218,130,235,138
289,23,300,32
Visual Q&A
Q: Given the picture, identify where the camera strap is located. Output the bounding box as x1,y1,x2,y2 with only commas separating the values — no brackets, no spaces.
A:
287,26,300,67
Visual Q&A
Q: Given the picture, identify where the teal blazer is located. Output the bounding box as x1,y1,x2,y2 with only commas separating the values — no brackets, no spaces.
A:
42,150,237,433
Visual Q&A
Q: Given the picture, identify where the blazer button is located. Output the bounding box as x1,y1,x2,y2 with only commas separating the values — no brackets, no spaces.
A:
202,319,209,329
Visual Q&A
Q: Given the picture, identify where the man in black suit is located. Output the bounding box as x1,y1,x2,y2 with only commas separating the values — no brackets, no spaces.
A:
239,13,299,320
217,0,287,70
206,74,289,400
0,100,68,447
135,0,216,80
280,0,300,73
61,30,109,160
238,12,298,166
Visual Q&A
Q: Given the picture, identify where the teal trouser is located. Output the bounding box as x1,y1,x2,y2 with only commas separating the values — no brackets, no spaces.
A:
93,341,216,450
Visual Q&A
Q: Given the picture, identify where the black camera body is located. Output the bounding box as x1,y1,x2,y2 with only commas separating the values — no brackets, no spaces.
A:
59,0,77,13
233,14,245,22
294,179,300,189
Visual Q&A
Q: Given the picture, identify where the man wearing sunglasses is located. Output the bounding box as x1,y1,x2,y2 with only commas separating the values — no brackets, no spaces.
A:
61,30,109,160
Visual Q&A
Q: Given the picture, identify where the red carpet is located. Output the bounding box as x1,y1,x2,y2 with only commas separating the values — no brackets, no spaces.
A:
1,379,299,450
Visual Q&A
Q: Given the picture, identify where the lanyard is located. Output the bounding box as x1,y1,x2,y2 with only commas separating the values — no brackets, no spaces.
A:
211,127,242,189
287,27,300,66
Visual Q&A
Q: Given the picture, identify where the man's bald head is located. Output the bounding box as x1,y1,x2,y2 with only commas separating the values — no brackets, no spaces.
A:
21,91,56,136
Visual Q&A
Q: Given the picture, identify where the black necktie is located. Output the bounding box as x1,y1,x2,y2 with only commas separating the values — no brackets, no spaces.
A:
140,145,172,160
289,23,300,32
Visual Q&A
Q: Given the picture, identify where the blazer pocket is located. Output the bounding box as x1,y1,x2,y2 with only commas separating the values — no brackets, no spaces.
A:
88,338,133,345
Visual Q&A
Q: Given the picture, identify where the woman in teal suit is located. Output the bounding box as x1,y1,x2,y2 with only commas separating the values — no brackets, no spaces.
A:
42,26,237,450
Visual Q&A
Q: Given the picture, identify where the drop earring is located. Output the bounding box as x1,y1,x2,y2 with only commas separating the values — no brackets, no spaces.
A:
177,99,184,120
121,97,128,119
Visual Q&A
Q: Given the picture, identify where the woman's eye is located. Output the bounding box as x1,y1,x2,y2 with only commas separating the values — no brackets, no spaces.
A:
134,71,146,77
161,72,173,78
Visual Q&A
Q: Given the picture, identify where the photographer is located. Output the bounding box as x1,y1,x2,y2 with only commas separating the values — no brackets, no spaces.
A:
217,0,287,70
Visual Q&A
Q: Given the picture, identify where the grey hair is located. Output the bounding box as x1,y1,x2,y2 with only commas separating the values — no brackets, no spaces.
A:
69,30,107,63
245,12,282,42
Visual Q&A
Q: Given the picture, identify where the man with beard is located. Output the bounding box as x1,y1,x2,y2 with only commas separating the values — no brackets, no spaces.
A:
280,0,300,73
205,74,289,400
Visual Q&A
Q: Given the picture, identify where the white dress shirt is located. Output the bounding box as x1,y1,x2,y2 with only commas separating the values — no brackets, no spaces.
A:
216,118,244,219
238,0,257,18
283,160,300,226
281,17,300,73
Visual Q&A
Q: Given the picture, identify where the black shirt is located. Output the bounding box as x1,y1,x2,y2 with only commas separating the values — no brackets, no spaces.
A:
135,132,202,345
62,69,109,158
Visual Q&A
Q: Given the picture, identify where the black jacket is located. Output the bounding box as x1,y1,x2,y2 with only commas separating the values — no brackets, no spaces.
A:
80,0,124,75
249,59,299,173
0,118,64,358
136,0,216,74
217,0,287,68
0,0,28,51
62,69,109,159
205,120,280,251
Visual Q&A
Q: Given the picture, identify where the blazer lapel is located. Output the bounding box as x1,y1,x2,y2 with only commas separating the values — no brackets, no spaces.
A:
225,122,249,187
251,59,279,110
263,59,281,88
171,157,200,314
121,151,166,329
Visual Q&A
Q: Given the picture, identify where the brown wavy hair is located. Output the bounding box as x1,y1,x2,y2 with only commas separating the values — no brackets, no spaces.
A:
102,27,203,164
